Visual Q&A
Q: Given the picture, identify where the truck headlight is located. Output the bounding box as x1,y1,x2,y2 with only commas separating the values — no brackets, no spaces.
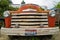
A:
49,10,56,17
3,11,10,17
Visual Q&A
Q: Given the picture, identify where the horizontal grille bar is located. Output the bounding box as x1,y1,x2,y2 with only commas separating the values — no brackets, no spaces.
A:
12,24,48,26
11,22,48,24
11,13,47,15
12,16,48,18
11,19,48,21
12,18,47,19
12,14,47,16
11,25,48,28
11,21,48,23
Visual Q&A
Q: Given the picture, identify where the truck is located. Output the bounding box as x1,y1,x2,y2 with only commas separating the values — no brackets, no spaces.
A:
1,4,59,40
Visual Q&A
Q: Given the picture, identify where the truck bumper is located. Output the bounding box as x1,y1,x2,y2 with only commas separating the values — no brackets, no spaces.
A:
1,27,59,36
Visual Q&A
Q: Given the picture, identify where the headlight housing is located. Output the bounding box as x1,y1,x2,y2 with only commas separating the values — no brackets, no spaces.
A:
49,10,56,17
3,11,10,17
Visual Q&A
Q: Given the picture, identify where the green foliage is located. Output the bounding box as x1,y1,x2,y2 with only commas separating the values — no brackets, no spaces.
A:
0,0,18,17
55,2,60,8
8,6,18,11
0,0,9,12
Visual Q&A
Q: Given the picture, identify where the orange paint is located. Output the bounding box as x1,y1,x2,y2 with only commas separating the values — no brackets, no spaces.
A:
5,16,11,28
48,15,56,27
18,4,42,13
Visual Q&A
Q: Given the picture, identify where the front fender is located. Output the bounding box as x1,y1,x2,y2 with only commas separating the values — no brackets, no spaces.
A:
5,16,11,28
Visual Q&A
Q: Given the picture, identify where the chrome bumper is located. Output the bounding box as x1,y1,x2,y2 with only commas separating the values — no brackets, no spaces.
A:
1,27,59,36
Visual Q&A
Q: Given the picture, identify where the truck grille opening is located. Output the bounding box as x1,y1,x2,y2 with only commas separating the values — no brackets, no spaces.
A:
11,13,48,28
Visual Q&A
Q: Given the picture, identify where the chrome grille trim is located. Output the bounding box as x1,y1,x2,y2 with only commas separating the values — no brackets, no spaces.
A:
11,13,48,28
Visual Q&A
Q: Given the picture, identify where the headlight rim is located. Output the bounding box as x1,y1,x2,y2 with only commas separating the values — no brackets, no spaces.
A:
3,11,10,17
49,10,56,17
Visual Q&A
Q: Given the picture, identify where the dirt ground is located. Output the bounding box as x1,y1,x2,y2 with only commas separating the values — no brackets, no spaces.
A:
52,30,60,40
0,30,9,40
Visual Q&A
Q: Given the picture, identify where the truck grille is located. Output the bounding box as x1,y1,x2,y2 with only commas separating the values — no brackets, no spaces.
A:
11,13,48,28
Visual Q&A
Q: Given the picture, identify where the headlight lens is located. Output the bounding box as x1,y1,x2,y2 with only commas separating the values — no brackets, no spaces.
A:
3,11,10,17
49,10,56,17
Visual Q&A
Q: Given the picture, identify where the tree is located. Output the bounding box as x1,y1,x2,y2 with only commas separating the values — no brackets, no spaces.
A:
0,0,18,17
8,6,18,11
0,0,9,12
55,2,60,8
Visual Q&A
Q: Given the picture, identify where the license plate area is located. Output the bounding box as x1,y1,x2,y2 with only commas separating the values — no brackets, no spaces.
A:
25,30,37,36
